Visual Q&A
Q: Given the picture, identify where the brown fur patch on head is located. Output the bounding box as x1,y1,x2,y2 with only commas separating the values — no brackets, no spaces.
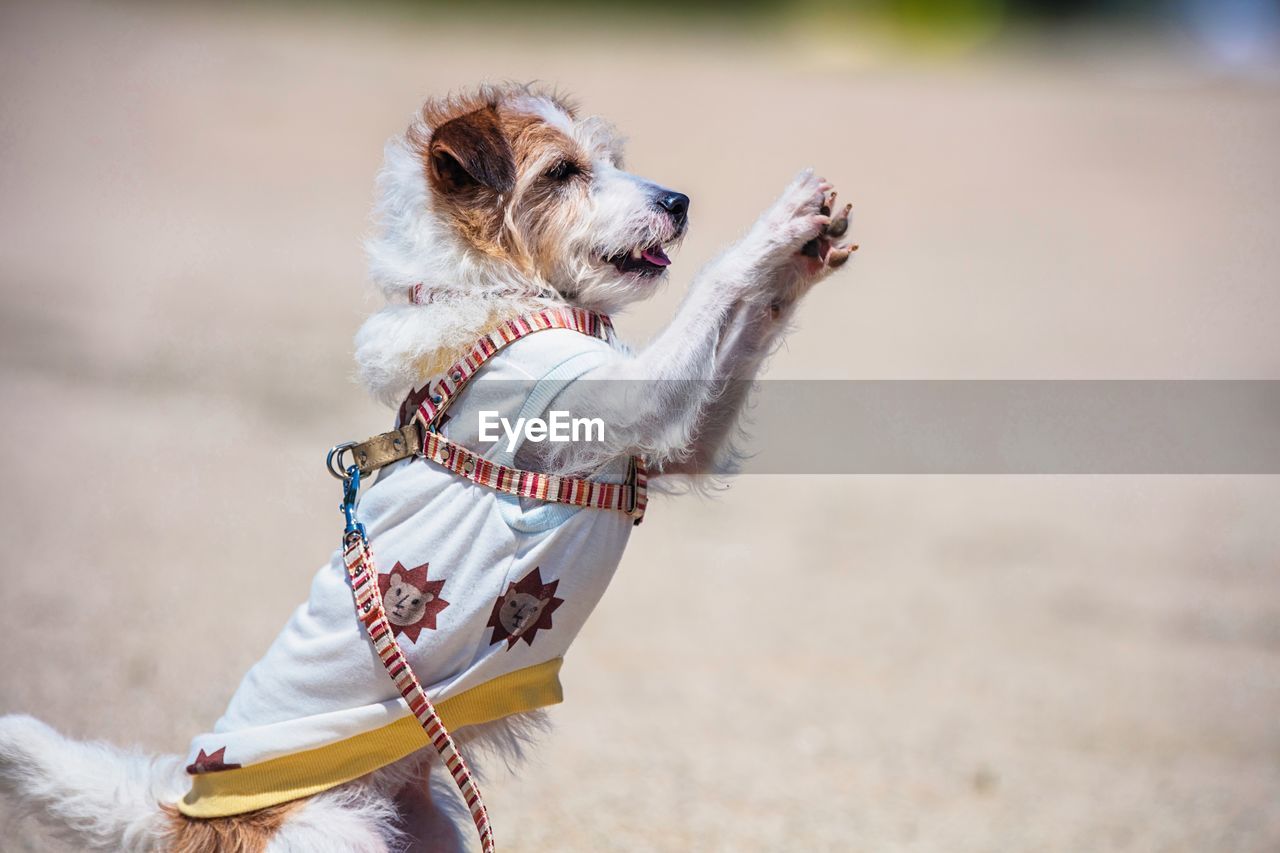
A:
427,104,515,195
409,94,514,260
161,800,303,853
408,84,585,271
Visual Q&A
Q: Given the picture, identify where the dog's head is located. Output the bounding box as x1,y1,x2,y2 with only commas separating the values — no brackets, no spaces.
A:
369,84,687,313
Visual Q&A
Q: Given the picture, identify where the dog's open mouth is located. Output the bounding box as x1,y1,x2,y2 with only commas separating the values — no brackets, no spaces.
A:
605,244,672,276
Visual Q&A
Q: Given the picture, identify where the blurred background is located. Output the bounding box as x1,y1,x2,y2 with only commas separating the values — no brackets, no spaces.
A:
1,0,1278,850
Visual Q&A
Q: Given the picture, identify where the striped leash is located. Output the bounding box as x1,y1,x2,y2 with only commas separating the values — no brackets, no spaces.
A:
337,466,496,853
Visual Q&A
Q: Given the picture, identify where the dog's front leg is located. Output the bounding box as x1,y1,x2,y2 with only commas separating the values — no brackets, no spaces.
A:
538,268,750,474
541,170,853,476
658,175,857,476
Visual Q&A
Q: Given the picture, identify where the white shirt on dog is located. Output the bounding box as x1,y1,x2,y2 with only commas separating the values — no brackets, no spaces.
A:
182,327,634,803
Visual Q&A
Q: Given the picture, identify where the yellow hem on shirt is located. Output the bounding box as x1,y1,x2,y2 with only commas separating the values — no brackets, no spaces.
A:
177,658,563,818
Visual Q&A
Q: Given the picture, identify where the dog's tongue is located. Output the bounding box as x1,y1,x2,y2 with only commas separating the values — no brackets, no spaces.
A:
641,246,671,267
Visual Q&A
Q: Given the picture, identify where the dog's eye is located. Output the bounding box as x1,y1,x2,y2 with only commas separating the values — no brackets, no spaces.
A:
544,160,580,182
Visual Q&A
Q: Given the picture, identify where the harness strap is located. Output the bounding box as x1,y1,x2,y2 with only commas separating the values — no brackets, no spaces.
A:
337,305,647,524
346,423,421,476
339,423,648,520
413,306,613,424
421,429,648,517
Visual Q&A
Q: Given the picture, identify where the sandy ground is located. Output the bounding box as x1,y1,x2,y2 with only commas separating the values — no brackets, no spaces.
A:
1,1,1278,850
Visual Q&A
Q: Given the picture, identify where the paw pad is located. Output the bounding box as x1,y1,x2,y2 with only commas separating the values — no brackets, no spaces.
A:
801,190,857,267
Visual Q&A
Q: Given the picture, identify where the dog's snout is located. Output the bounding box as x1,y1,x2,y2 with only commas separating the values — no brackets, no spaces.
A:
655,191,690,225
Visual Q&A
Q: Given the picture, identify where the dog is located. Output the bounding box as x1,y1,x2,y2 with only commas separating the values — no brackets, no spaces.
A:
0,82,855,852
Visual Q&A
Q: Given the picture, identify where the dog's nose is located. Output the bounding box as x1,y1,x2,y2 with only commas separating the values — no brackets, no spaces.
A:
655,191,690,225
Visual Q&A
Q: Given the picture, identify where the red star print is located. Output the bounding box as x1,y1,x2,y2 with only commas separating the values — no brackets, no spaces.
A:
486,566,564,649
399,383,452,433
186,747,241,775
398,382,435,427
378,561,449,643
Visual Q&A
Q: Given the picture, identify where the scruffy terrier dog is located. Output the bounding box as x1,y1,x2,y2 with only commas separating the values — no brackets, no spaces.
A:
0,83,855,852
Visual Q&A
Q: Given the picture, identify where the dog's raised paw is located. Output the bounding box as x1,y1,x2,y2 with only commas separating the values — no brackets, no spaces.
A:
800,190,856,268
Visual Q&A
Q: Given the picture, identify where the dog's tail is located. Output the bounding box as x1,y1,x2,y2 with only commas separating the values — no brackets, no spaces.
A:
0,713,185,851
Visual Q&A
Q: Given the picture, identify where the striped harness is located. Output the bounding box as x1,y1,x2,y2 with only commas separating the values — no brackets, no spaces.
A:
328,307,647,852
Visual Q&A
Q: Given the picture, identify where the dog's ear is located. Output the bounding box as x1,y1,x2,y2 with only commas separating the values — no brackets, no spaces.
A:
427,105,516,196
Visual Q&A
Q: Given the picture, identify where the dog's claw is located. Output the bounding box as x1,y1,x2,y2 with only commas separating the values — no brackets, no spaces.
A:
827,203,852,239
819,191,836,218
827,245,853,268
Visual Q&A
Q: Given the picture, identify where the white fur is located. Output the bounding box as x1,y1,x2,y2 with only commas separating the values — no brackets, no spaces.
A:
0,711,549,852
265,787,403,853
0,714,184,850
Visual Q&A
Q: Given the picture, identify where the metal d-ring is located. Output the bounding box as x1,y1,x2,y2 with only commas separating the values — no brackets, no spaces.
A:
326,441,358,480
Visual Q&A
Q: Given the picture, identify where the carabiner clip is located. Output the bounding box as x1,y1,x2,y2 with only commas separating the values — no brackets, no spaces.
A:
339,463,364,538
